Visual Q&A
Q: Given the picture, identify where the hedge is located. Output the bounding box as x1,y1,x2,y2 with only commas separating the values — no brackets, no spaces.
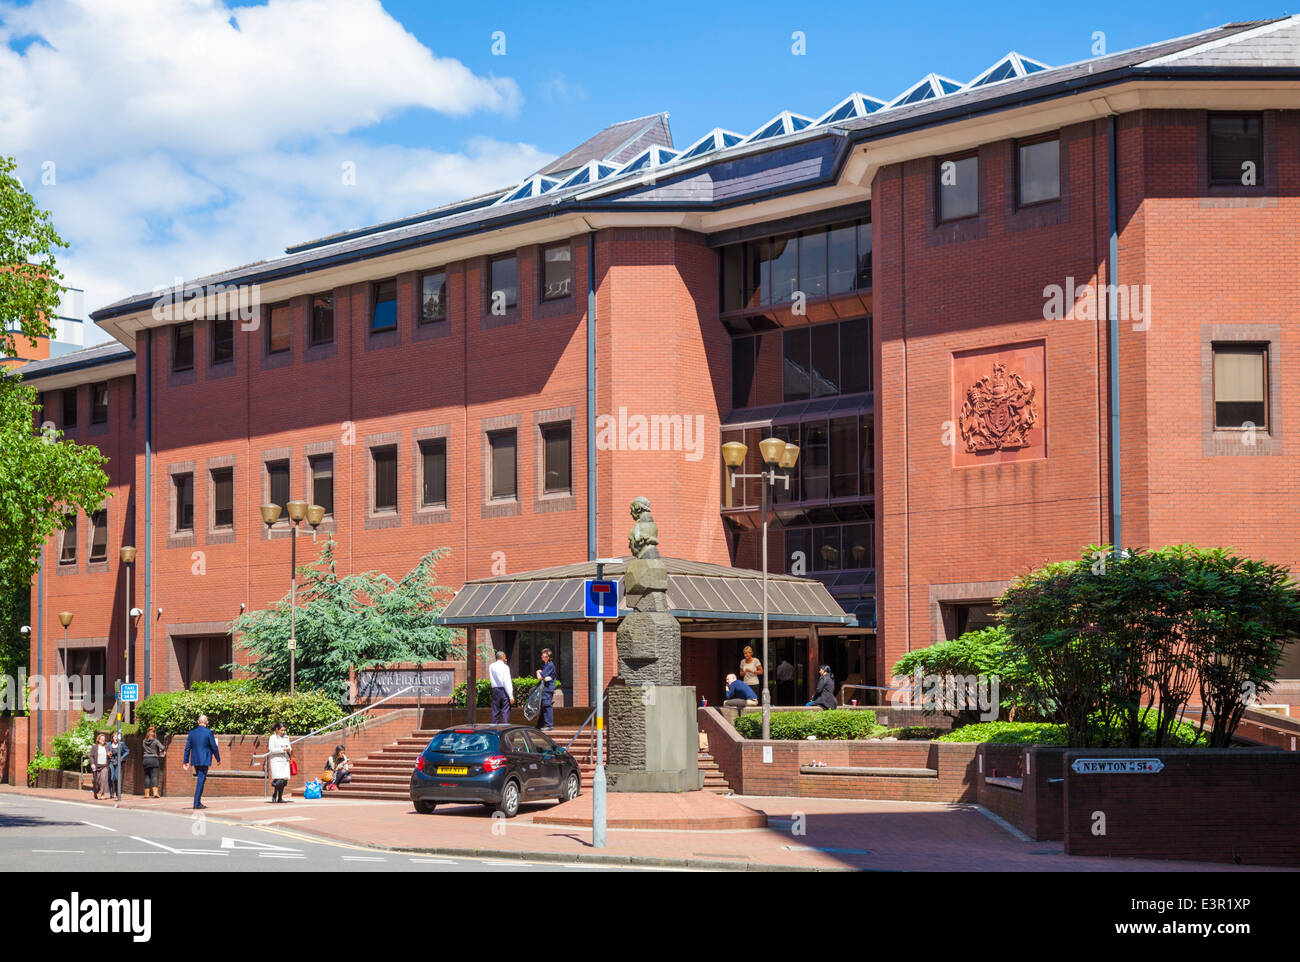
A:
136,679,345,736
935,717,1208,746
732,709,879,740
451,676,559,708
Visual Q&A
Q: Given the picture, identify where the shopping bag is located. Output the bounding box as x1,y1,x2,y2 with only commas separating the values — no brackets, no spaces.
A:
289,758,298,776
303,779,322,800
523,684,543,722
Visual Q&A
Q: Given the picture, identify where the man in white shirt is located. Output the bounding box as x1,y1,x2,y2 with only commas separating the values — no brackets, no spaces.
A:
489,650,514,723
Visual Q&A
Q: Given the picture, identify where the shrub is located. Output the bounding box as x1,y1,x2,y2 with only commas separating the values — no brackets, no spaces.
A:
450,676,559,708
27,750,59,786
136,679,344,736
50,714,98,769
936,716,1208,746
733,709,878,740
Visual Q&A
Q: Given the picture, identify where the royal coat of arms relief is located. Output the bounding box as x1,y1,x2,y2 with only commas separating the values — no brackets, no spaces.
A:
959,361,1038,452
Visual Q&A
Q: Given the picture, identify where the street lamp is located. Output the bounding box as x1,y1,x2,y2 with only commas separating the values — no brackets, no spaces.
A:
261,499,324,696
722,436,801,741
120,546,136,721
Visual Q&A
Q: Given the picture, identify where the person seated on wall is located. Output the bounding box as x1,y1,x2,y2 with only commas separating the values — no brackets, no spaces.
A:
806,665,837,711
723,673,759,710
323,745,352,791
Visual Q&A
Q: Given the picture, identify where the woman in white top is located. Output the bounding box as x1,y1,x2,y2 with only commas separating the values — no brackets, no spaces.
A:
89,732,110,799
267,722,292,803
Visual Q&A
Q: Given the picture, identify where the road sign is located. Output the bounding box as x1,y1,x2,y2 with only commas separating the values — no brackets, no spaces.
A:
583,579,620,619
120,684,139,702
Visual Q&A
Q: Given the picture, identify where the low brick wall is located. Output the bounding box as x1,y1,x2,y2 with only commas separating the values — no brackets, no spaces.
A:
1062,748,1300,867
0,716,10,785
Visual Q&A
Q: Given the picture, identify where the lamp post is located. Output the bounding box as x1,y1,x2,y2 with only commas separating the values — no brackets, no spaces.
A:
722,437,800,741
120,546,136,723
261,500,324,696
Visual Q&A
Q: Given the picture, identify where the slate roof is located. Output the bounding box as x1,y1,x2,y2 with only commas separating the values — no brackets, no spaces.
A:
10,341,135,379
533,112,672,176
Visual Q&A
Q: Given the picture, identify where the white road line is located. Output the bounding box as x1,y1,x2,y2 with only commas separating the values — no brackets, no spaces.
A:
33,849,84,854
116,851,170,855
410,858,454,864
82,820,116,832
483,860,533,866
129,835,182,854
259,853,306,859
341,856,386,862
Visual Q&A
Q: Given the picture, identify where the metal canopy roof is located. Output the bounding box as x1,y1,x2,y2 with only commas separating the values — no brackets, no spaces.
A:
437,556,856,631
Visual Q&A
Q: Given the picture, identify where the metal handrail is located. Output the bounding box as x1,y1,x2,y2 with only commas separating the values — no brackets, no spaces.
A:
839,683,911,706
564,684,614,765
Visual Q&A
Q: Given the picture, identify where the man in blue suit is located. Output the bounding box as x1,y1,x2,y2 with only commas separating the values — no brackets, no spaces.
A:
183,714,220,809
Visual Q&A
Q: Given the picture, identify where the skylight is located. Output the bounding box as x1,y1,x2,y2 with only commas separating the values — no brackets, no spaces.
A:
678,128,745,161
742,110,815,144
965,52,1051,88
557,160,619,189
495,175,562,205
616,145,680,175
814,92,888,126
887,73,963,108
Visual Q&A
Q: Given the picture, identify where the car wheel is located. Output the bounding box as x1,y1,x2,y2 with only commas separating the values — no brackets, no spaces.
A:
559,771,580,802
496,779,520,818
413,799,437,814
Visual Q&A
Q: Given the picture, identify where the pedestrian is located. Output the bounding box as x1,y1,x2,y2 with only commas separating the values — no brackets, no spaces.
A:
89,732,110,800
739,644,763,696
535,647,557,731
723,673,759,710
489,650,514,724
267,722,292,803
776,657,796,706
324,745,351,790
182,714,221,810
806,665,837,711
108,730,130,801
141,725,166,798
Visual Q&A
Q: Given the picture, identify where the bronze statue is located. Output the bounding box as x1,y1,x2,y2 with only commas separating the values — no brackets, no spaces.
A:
627,496,660,560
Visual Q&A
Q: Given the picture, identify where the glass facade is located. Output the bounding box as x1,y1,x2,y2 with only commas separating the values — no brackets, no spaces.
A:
720,216,871,312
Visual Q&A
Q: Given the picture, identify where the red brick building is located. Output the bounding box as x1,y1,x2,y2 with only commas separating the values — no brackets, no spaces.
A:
19,18,1300,751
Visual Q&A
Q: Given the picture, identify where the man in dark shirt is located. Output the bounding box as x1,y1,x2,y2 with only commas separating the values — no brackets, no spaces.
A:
723,673,759,709
536,647,558,731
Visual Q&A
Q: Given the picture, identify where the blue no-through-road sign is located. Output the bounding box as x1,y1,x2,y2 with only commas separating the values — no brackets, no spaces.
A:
583,579,620,619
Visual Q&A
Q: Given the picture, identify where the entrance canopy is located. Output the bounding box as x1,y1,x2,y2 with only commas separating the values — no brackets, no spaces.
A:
437,556,856,632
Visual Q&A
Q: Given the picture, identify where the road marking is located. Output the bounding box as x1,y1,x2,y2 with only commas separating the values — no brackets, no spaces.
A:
410,858,454,864
116,851,169,855
341,856,385,862
247,816,311,826
258,853,306,859
33,849,84,854
483,860,533,866
220,836,300,853
127,835,228,856
130,835,182,854
81,820,116,832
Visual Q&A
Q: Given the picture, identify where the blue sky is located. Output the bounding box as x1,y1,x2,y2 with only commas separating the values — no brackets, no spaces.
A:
0,0,1281,344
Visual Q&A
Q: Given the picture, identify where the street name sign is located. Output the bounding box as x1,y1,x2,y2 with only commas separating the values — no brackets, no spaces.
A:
1070,757,1164,774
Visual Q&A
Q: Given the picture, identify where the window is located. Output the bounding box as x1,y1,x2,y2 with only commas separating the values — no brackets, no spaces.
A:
938,153,978,222
371,279,398,332
783,328,811,402
177,636,232,688
840,317,870,395
489,429,517,500
266,460,289,517
91,383,108,424
1213,344,1268,430
719,217,871,312
419,439,446,508
63,646,106,684
856,222,871,289
174,473,194,532
267,301,291,353
769,236,798,306
541,243,572,300
89,509,108,562
798,231,827,300
828,223,856,295
311,293,334,345
809,323,839,397
1209,113,1262,187
372,446,397,513
489,255,518,311
801,421,829,500
1017,136,1060,206
61,388,77,428
173,323,195,371
59,512,77,565
309,455,333,517
731,337,756,409
829,417,858,498
541,422,571,494
212,467,233,529
420,271,446,324
212,316,234,364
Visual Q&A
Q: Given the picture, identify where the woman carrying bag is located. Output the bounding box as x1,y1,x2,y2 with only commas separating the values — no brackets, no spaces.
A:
267,722,294,803
89,732,110,800
142,725,166,798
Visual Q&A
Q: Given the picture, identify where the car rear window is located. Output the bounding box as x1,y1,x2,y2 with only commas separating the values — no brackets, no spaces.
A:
427,730,499,754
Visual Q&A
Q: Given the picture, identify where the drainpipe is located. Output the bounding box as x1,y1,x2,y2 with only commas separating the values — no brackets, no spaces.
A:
143,328,153,696
35,545,44,749
587,231,598,706
1107,115,1122,557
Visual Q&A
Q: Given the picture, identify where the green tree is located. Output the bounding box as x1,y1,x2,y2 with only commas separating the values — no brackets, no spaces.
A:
229,538,462,702
1,154,67,357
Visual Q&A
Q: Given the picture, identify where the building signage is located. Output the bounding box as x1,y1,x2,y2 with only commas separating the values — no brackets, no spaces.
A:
356,668,455,701
119,684,138,702
1070,758,1164,774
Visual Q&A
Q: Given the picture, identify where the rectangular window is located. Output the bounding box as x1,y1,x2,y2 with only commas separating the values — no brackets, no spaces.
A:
827,223,856,295
419,439,446,508
829,417,858,498
541,422,571,494
1213,344,1268,430
731,336,756,409
174,473,194,532
752,239,772,307
861,414,875,496
90,383,108,424
372,446,397,512
801,421,829,500
173,323,194,371
541,244,572,300
809,323,840,398
371,279,398,332
769,236,798,307
309,455,334,517
267,301,291,353
178,636,232,688
1017,136,1061,206
782,328,811,403
1209,113,1262,187
212,467,234,529
938,154,979,222
420,271,447,324
489,255,518,310
88,509,107,562
798,230,827,301
59,512,77,565
721,245,745,312
62,387,78,428
212,316,234,364
266,460,289,517
489,429,517,500
855,222,872,289
840,317,870,395
311,293,334,345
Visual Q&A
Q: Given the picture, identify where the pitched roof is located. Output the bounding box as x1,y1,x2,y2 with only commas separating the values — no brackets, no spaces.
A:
11,341,134,380
532,112,673,176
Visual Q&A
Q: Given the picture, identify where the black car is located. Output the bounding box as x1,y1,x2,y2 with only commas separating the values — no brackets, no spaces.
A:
410,724,582,818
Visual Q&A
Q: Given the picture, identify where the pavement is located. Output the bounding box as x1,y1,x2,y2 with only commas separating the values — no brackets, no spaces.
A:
3,785,1289,871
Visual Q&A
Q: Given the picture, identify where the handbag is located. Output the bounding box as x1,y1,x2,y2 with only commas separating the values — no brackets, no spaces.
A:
321,769,334,784
289,757,298,776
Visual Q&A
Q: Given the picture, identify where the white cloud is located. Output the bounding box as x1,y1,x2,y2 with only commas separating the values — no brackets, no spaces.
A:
0,0,553,340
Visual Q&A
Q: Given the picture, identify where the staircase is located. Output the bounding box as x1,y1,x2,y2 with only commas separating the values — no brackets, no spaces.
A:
331,726,733,801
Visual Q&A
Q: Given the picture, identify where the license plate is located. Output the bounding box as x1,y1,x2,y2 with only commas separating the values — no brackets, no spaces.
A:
436,766,468,775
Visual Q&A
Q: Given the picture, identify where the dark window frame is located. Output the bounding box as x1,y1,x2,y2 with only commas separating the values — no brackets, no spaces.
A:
488,254,519,311
488,428,518,501
936,151,980,224
1208,112,1264,188
266,300,292,354
1014,133,1061,209
540,421,572,496
172,323,195,372
310,292,335,345
371,444,399,514
418,438,447,508
59,511,78,565
173,473,195,533
212,315,235,365
371,279,398,333
1212,341,1270,432
211,466,234,531
540,242,573,302
419,269,447,325
265,459,290,518
309,454,334,518
61,387,78,428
